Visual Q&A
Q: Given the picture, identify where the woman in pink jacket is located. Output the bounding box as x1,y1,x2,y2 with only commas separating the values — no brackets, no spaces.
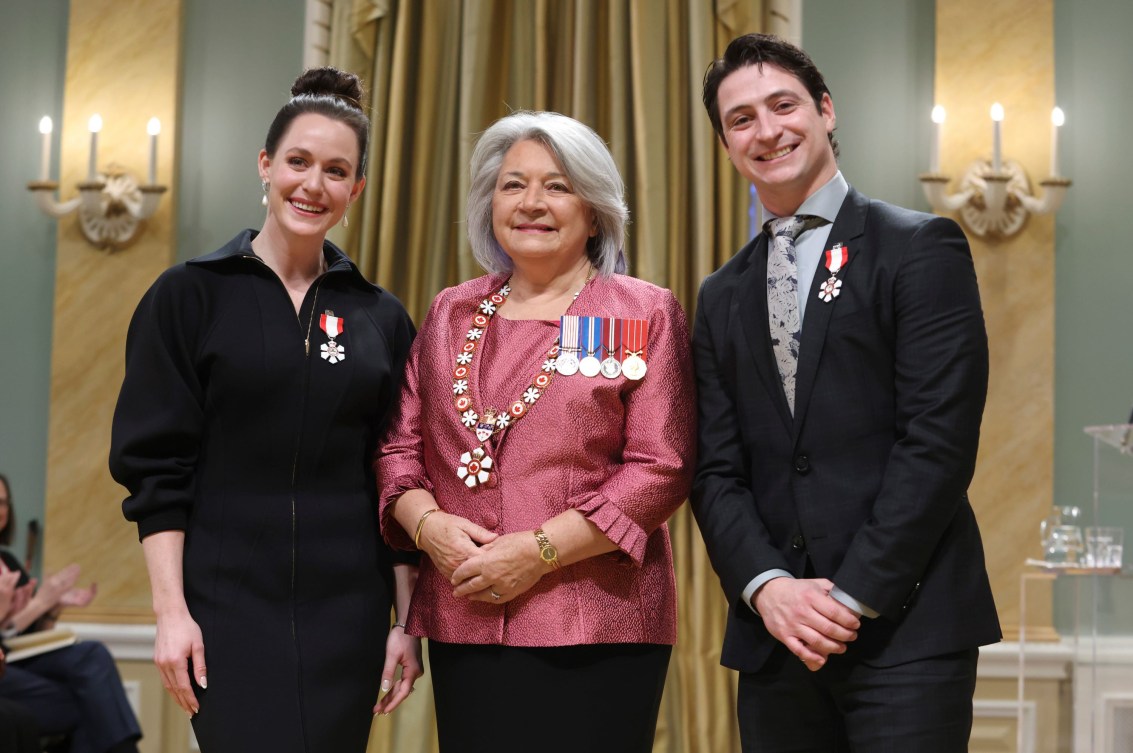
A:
377,111,694,753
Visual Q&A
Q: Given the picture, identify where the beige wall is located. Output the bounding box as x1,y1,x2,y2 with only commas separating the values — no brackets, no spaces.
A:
939,0,1064,746
935,0,1058,641
44,0,180,622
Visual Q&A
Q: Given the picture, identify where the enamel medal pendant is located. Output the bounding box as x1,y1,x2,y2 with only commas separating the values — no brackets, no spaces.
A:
320,311,346,364
817,243,849,303
475,408,499,442
457,446,494,488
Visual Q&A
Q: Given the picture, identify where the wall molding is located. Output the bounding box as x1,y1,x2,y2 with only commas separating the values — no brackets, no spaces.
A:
64,621,157,661
979,640,1072,680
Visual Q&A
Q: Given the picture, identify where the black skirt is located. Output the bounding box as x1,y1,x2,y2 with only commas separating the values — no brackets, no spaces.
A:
429,641,671,753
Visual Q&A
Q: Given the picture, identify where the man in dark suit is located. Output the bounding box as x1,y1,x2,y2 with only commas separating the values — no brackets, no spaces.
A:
690,33,1001,752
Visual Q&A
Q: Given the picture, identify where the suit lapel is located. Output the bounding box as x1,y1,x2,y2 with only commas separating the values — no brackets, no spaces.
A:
736,232,795,431
792,189,870,440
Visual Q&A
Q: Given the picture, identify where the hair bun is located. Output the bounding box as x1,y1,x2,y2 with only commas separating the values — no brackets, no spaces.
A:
291,67,364,111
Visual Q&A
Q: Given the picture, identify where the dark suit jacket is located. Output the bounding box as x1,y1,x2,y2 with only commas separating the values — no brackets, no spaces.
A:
690,187,1001,673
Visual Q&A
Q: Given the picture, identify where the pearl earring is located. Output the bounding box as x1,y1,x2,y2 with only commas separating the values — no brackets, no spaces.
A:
261,180,269,207
342,205,350,228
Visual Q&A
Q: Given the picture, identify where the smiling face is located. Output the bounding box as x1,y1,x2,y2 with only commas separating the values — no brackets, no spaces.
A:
490,139,596,270
716,63,837,216
258,112,365,242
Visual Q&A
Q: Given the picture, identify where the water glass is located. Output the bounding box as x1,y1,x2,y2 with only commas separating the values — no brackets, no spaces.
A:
1085,526,1124,569
1043,524,1084,565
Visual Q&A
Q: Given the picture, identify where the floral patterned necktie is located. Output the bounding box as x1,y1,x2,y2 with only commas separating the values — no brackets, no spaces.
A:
766,215,819,415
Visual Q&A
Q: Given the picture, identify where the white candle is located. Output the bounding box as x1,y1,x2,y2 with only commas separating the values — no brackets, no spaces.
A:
930,105,945,173
38,116,52,181
1050,107,1065,177
87,114,103,181
990,103,1004,172
147,117,161,185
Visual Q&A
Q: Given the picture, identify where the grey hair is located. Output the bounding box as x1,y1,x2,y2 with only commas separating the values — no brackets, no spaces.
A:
466,111,628,276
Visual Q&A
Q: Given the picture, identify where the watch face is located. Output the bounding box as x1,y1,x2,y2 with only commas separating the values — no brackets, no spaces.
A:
540,546,558,563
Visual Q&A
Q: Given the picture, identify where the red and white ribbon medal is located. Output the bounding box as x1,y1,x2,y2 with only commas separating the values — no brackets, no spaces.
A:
817,243,849,303
319,311,346,363
621,318,649,381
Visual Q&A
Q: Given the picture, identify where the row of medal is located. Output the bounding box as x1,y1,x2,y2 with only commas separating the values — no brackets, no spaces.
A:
555,315,649,381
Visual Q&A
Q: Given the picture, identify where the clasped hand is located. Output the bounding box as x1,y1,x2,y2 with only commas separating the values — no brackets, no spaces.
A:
415,511,547,604
415,511,497,582
754,577,861,672
450,532,546,604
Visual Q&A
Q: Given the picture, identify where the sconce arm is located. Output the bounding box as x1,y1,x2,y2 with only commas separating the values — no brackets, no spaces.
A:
919,174,975,212
27,181,82,218
1015,177,1073,215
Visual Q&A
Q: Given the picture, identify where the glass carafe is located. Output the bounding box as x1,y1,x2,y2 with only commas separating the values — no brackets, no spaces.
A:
1040,505,1084,565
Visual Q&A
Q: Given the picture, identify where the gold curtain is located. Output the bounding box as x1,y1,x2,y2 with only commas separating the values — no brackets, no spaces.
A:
330,2,763,751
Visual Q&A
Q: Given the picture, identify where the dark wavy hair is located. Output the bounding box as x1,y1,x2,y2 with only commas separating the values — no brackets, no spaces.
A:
0,472,13,546
702,33,839,157
264,67,371,178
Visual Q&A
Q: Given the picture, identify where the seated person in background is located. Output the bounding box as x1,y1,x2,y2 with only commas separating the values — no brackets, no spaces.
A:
0,566,39,753
0,473,142,753
0,473,96,636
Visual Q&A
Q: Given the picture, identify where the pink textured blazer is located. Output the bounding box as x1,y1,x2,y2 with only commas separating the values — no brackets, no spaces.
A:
377,272,695,647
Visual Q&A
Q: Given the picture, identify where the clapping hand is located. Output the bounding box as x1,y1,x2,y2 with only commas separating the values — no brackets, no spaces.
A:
38,563,82,602
59,582,98,608
0,564,20,622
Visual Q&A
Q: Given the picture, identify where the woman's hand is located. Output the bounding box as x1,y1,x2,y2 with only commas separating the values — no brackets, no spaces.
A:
418,511,497,581
0,566,19,622
36,563,81,603
372,625,423,716
450,532,547,604
154,608,207,717
59,582,98,608
10,580,35,618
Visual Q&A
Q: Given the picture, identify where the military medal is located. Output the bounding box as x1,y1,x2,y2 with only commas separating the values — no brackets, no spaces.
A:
556,315,581,375
578,316,602,377
621,318,649,381
817,243,849,303
600,317,622,379
319,311,346,364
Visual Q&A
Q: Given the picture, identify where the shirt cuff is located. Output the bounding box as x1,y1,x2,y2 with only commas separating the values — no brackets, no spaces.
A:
741,569,794,615
830,586,879,618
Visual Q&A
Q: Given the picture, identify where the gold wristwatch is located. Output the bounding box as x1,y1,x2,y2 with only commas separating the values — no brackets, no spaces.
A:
533,528,560,569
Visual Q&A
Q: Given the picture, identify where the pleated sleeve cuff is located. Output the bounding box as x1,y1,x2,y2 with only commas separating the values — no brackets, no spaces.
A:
575,492,649,565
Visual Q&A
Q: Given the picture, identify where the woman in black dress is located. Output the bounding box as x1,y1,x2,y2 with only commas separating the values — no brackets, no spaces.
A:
110,68,421,753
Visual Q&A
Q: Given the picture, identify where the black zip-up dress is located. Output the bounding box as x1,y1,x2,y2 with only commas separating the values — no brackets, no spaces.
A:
110,230,415,752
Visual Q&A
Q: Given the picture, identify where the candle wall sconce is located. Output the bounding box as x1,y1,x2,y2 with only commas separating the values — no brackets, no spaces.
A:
28,115,167,252
919,104,1071,239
